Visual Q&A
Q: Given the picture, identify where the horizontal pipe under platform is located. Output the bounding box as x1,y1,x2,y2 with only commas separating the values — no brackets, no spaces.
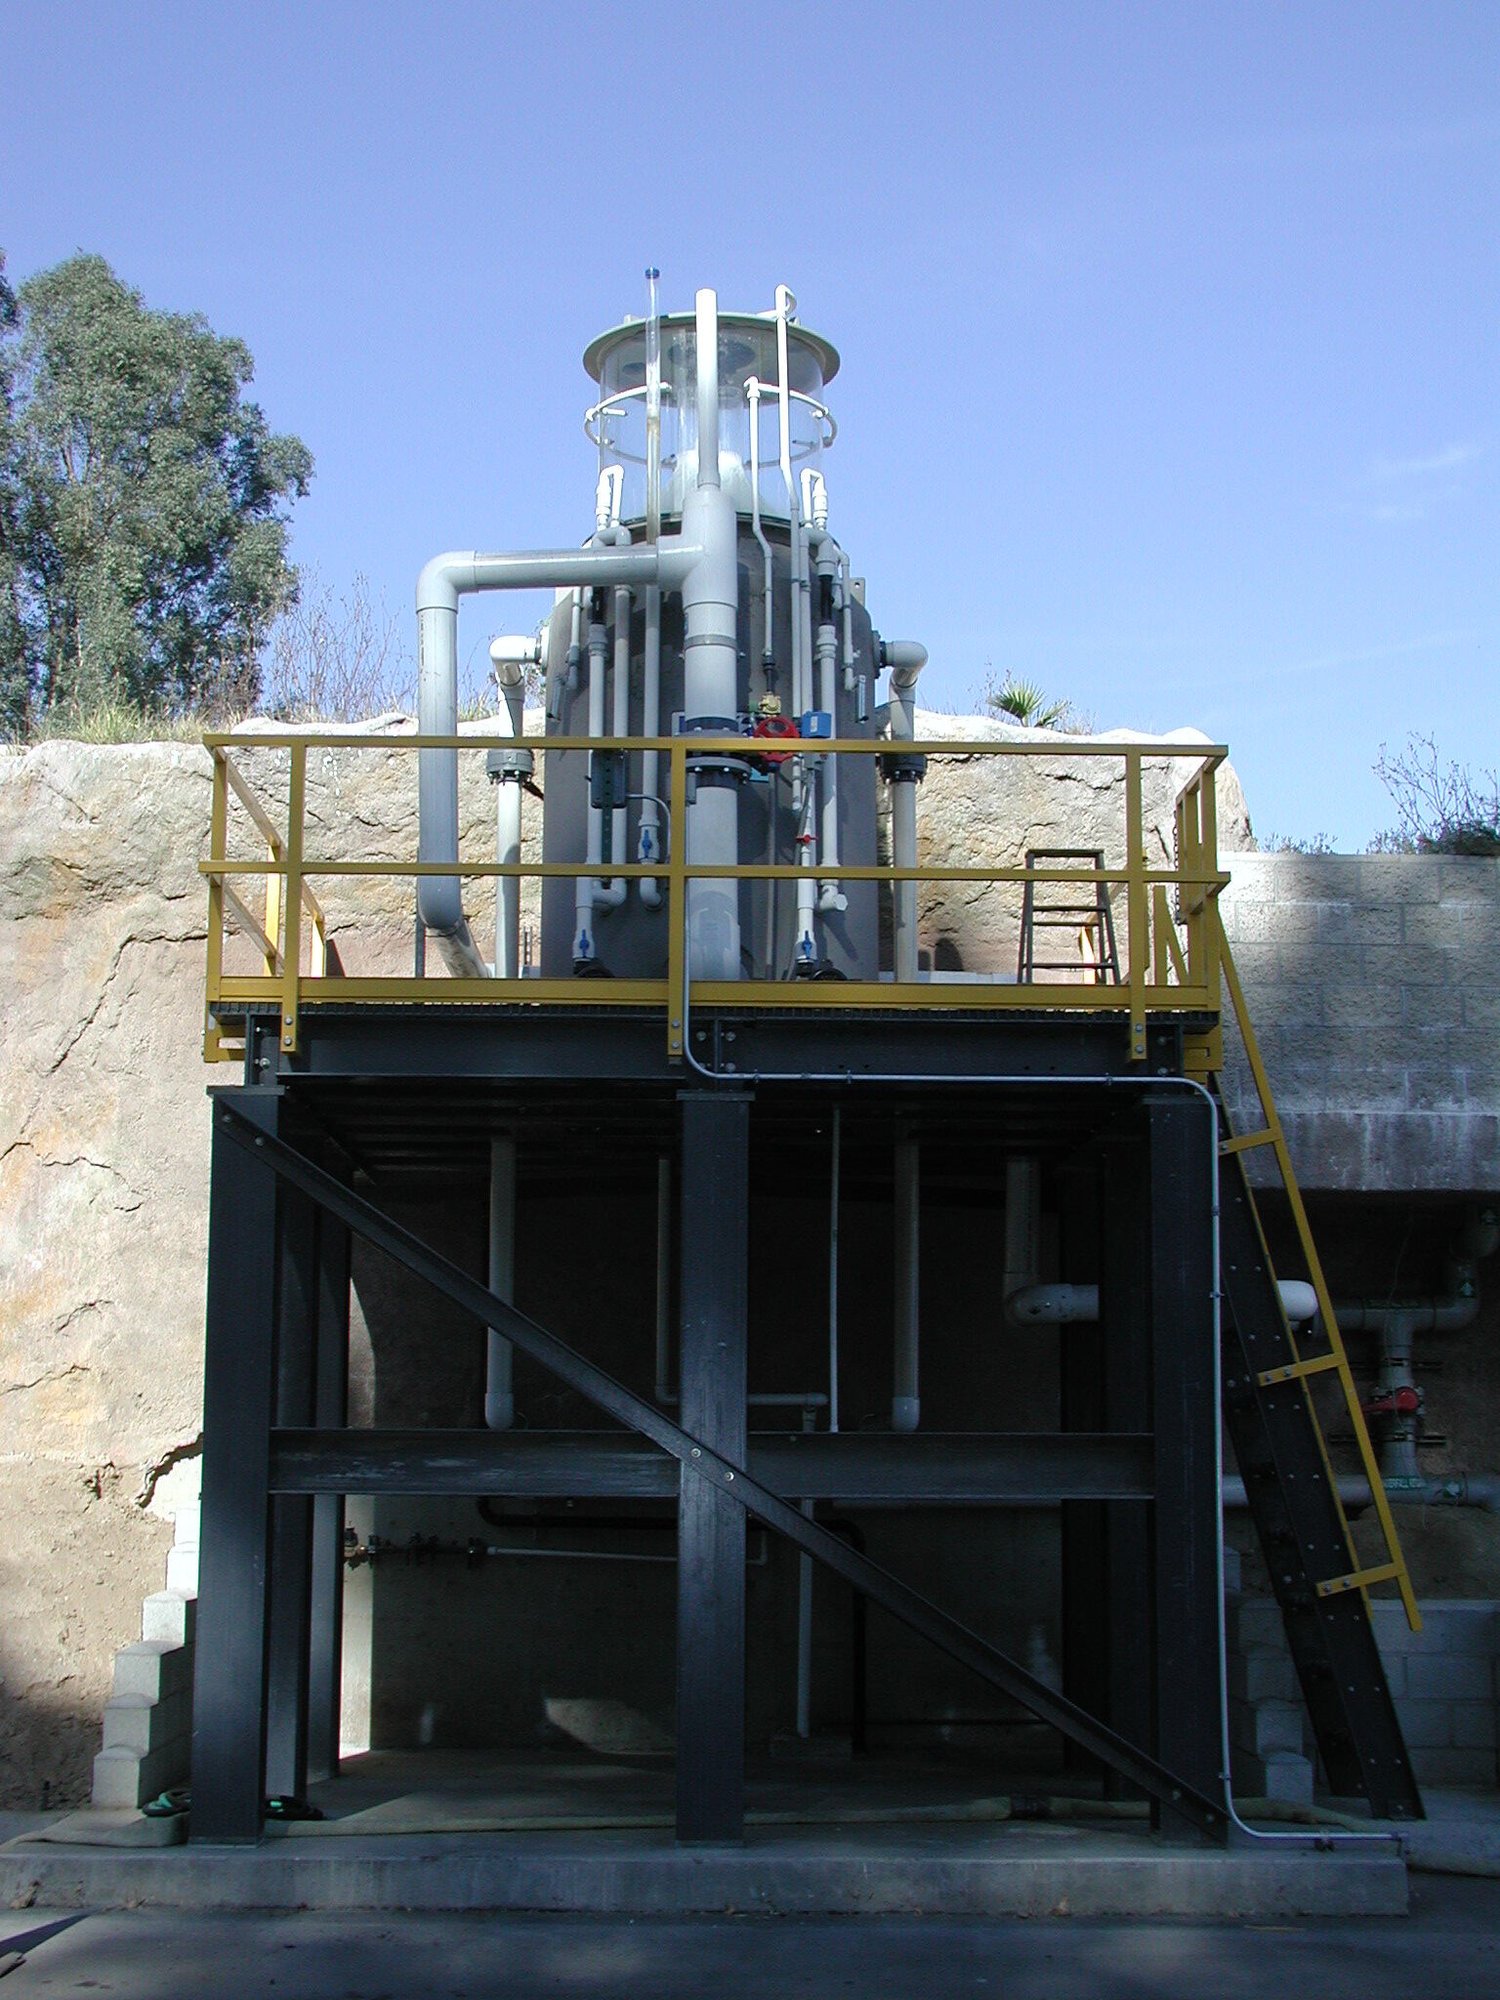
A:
269,1429,1155,1503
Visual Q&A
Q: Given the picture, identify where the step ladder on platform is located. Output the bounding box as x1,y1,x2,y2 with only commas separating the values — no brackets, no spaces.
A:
1018,849,1121,985
1193,913,1424,1821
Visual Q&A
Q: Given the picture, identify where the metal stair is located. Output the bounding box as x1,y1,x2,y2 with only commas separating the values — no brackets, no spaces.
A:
1207,915,1424,1821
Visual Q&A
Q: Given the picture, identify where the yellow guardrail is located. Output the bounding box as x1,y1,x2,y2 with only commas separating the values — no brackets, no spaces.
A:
199,731,1229,1064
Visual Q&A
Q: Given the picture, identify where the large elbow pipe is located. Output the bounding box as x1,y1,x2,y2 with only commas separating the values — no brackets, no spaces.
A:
416,542,691,974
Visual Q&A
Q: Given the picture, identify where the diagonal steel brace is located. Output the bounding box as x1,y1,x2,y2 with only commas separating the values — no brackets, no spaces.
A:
216,1099,1228,1839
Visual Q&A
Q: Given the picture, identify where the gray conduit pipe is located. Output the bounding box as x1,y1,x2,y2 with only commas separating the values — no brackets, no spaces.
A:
1001,1159,1040,1306
417,542,678,975
487,638,534,979
883,641,928,982
1222,1473,1500,1513
608,582,632,900
680,288,743,981
485,1135,518,1430
573,614,612,964
653,1156,673,1404
637,586,663,906
1005,1278,1319,1328
892,1130,921,1432
1336,1205,1498,1483
808,520,846,916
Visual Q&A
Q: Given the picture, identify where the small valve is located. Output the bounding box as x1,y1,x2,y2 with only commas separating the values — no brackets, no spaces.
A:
751,693,800,766
1363,1386,1423,1419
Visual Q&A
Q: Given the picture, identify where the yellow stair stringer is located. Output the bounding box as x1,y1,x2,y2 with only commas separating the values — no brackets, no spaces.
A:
1210,909,1421,1634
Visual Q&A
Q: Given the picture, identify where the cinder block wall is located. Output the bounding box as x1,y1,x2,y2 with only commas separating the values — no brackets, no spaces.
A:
1219,854,1500,1194
1229,1592,1499,1798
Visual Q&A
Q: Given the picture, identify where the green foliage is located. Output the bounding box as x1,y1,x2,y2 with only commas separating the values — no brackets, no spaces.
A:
0,252,25,734
24,697,206,745
1257,830,1339,855
1374,735,1500,857
979,668,1090,733
0,252,311,731
261,570,413,721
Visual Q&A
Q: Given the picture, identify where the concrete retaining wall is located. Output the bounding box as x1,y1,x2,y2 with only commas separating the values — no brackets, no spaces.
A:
1219,854,1500,1193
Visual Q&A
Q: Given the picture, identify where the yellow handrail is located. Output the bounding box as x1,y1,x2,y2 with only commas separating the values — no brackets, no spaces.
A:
200,731,1228,1063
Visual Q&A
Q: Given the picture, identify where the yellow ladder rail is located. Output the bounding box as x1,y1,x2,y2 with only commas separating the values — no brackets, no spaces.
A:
1214,907,1421,1632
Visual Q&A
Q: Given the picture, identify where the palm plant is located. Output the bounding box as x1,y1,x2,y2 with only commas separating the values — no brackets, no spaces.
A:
983,670,1074,730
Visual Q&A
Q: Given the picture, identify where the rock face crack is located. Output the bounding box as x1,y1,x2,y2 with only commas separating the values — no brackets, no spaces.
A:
0,1138,143,1211
134,1433,204,1510
40,925,202,1080
2,1363,91,1396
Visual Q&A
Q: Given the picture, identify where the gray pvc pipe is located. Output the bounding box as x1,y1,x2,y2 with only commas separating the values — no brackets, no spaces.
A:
1005,1278,1318,1328
892,1134,920,1432
416,541,693,971
679,290,742,981
490,647,528,980
1001,1160,1040,1305
1222,1472,1500,1513
695,287,720,492
885,642,927,982
485,1136,517,1430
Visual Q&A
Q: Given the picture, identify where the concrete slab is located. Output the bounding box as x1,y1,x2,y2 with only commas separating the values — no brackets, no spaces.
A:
0,1752,1432,1917
0,1822,1408,1918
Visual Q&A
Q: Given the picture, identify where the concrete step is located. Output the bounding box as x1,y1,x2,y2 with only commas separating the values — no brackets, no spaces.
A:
164,1545,199,1596
142,1591,196,1648
99,1689,192,1757
90,1739,191,1812
113,1640,193,1704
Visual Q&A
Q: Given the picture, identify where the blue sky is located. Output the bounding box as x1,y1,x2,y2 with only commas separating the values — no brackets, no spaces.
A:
2,0,1495,846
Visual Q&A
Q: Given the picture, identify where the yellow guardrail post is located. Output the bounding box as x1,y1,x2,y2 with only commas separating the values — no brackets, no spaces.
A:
1124,749,1147,1062
280,742,307,1055
203,748,230,1062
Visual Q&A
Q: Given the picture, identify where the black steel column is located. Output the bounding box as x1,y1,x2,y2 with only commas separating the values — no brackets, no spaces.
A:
674,1091,751,1843
264,1190,318,1802
305,1215,351,1785
1145,1092,1223,1840
1059,1161,1110,1762
1096,1134,1155,1785
192,1090,281,1843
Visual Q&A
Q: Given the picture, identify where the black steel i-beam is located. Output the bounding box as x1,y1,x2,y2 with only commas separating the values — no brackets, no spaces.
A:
264,1187,317,1802
211,1098,1228,1841
675,1093,750,1842
1143,1095,1224,1839
192,1091,282,1842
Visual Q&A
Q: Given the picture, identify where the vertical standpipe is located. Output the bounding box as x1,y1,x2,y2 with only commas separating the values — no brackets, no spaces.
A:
892,1131,920,1431
680,289,743,981
486,1136,518,1430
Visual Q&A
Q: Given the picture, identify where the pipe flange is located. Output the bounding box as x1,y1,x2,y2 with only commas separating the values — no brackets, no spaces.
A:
486,748,536,783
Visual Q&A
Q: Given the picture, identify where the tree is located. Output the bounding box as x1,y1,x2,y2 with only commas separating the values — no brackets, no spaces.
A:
0,253,312,725
1374,735,1500,856
262,569,413,721
0,253,25,732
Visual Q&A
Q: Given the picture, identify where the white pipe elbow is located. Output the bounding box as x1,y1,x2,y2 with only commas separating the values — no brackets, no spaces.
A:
883,640,929,692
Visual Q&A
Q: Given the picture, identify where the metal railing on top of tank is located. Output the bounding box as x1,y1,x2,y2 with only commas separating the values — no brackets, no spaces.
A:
198,731,1229,1064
